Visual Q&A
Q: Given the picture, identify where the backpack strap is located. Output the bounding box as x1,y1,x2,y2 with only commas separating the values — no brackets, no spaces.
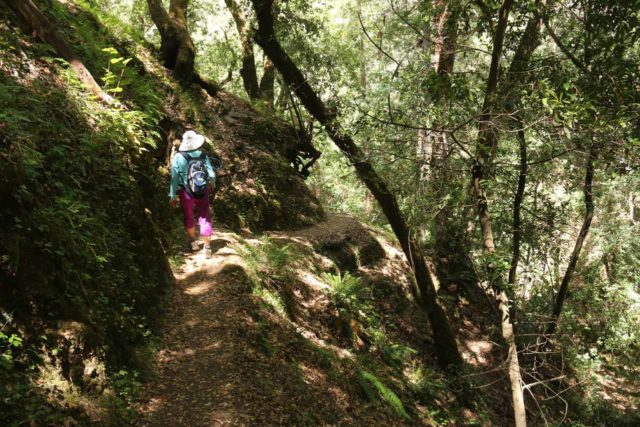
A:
179,151,207,161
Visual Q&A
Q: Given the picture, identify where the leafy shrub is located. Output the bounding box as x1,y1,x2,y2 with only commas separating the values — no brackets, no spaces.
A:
406,363,447,401
0,330,23,370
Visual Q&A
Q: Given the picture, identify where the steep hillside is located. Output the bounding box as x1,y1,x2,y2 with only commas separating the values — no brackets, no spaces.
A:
0,2,502,424
139,217,491,426
9,2,637,427
0,0,322,423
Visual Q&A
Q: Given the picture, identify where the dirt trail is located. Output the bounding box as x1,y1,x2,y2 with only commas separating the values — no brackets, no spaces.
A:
139,231,254,426
137,229,354,426
136,217,465,426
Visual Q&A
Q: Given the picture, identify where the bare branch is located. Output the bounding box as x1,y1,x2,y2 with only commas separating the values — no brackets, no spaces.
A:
357,12,400,66
542,18,589,75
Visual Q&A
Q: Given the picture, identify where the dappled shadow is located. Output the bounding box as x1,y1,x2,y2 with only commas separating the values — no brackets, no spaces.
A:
138,235,378,426
141,216,531,426
271,214,386,272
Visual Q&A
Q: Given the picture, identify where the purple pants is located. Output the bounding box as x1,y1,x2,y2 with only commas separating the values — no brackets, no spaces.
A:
178,189,213,236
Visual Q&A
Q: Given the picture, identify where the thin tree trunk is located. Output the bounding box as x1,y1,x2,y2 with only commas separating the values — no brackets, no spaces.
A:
416,128,431,192
461,7,541,252
472,1,527,425
251,0,462,369
629,193,638,224
426,1,479,292
357,10,374,217
508,125,528,286
546,146,596,335
224,0,261,99
3,0,114,104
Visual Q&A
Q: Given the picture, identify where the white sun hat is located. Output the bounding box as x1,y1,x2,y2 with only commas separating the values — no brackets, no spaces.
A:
179,130,206,151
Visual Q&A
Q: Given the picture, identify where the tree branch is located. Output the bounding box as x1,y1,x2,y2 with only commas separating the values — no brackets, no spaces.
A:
542,17,589,75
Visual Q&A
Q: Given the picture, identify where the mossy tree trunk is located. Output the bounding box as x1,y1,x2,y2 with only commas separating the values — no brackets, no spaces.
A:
146,0,219,94
224,0,260,99
259,57,276,106
250,0,463,370
224,0,276,106
146,0,195,86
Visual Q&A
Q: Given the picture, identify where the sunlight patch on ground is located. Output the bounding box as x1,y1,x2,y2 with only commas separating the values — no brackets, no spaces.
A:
184,281,215,296
462,339,494,366
157,347,200,363
293,323,354,360
594,367,640,412
297,271,331,291
298,363,327,385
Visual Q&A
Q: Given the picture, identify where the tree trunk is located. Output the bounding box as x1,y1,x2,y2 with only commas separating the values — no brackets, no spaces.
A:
147,0,179,68
3,0,114,104
416,128,432,192
503,11,542,108
146,0,196,86
471,1,527,425
426,1,479,292
508,125,528,287
357,9,373,217
169,0,196,84
224,0,261,100
546,146,596,335
259,57,276,105
432,0,457,77
251,0,462,369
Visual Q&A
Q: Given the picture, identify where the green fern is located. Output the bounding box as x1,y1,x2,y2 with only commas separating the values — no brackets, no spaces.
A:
357,369,410,419
322,271,369,309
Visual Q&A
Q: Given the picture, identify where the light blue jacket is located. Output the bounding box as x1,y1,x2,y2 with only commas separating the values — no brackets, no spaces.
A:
169,150,216,199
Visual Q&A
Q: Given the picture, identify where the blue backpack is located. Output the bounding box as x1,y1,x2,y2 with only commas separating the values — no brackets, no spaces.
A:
180,151,209,198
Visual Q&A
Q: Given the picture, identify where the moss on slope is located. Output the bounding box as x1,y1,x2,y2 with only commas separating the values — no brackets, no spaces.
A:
0,0,323,423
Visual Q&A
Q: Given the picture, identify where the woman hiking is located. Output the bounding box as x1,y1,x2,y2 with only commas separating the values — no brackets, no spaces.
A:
169,130,217,258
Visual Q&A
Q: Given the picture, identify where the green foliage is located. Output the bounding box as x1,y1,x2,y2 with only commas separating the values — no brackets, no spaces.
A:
112,369,142,401
0,331,23,370
367,327,417,370
0,329,83,426
2,0,639,424
240,237,299,318
357,369,410,419
242,237,299,282
0,5,174,424
478,250,512,286
406,363,447,401
264,242,297,277
252,286,287,318
322,271,370,310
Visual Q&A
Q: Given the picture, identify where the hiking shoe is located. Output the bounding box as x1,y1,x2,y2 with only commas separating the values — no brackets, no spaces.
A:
203,245,212,258
190,240,200,252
